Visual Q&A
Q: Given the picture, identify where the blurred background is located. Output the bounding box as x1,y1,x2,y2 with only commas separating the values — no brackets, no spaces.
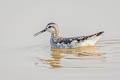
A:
0,0,120,48
1,0,120,80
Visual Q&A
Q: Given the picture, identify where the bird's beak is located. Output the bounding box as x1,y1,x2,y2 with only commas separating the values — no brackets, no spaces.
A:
33,28,47,37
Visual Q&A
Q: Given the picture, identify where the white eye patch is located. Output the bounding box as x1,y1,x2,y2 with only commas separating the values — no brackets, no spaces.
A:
47,27,55,32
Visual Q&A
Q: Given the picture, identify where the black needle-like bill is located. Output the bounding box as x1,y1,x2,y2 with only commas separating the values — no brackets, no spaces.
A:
33,28,47,37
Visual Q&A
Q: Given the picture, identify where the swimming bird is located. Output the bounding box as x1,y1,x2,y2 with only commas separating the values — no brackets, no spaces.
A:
34,22,104,48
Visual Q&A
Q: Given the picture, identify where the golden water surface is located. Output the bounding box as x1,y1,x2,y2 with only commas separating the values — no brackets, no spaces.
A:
35,46,105,68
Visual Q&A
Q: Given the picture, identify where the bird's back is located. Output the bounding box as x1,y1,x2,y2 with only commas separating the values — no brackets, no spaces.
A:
50,31,104,48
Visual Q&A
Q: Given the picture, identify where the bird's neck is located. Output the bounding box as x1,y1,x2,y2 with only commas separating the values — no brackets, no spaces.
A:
51,32,60,41
51,26,60,41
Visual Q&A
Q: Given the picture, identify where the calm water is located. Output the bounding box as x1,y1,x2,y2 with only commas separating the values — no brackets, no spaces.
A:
33,38,120,69
1,35,120,80
1,0,120,80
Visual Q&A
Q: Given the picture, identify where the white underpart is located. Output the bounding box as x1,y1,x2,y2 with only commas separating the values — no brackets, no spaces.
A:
80,35,102,46
71,40,78,46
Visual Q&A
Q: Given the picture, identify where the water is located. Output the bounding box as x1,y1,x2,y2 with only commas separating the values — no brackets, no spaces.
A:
1,36,120,80
32,38,120,69
0,0,120,80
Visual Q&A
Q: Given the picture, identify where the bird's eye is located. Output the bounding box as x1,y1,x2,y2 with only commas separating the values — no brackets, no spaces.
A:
48,26,52,28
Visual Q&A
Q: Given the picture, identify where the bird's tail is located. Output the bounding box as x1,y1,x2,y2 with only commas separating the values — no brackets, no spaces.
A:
81,31,104,46
89,31,104,37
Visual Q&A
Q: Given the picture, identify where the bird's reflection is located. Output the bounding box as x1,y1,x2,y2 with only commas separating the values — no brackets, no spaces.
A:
35,46,105,68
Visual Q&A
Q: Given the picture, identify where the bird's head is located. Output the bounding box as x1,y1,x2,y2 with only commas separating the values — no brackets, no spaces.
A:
34,22,59,37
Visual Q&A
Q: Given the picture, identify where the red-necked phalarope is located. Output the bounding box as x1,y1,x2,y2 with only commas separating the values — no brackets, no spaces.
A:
34,22,104,48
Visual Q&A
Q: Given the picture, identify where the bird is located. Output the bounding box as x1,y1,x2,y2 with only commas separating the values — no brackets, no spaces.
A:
34,22,104,48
